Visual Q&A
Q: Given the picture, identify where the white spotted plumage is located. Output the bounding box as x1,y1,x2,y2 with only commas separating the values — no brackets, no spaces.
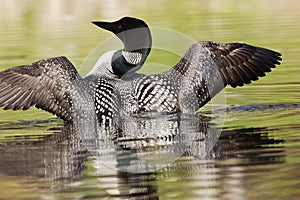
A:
94,78,119,126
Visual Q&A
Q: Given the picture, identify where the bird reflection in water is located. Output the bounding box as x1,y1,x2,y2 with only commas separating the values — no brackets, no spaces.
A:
0,114,285,199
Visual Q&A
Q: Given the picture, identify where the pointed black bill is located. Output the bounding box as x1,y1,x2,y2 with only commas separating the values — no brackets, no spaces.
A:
92,21,116,32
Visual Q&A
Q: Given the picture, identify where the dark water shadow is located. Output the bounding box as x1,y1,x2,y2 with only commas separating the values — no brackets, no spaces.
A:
225,103,300,112
0,114,285,199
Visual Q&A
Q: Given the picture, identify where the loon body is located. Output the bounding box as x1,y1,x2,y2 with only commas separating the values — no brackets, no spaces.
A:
0,17,282,127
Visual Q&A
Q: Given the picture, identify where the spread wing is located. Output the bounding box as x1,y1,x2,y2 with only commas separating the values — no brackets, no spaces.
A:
163,41,282,112
0,56,83,122
199,41,282,87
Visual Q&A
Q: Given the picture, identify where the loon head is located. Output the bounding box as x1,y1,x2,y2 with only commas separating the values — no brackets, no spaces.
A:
92,17,152,77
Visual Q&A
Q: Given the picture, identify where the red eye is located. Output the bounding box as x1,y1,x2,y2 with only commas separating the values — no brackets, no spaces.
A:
117,24,123,30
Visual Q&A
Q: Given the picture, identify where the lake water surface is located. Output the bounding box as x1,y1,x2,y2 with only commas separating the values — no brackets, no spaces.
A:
0,1,299,199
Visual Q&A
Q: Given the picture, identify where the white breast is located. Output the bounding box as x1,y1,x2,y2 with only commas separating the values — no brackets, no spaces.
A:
86,50,117,77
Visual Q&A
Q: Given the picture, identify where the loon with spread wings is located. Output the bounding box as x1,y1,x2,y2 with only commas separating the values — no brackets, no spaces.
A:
0,17,281,126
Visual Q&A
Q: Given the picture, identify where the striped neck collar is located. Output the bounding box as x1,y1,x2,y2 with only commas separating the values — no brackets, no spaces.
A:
121,51,143,65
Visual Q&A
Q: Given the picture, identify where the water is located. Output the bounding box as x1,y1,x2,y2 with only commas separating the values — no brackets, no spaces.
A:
0,0,299,199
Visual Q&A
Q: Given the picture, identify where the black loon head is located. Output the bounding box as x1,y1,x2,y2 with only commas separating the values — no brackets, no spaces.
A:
92,17,152,77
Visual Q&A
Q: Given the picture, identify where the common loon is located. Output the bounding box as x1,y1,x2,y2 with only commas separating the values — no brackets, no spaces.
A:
0,17,282,127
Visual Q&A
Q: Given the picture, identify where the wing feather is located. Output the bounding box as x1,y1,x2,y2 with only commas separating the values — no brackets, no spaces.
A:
162,41,282,112
0,56,83,121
